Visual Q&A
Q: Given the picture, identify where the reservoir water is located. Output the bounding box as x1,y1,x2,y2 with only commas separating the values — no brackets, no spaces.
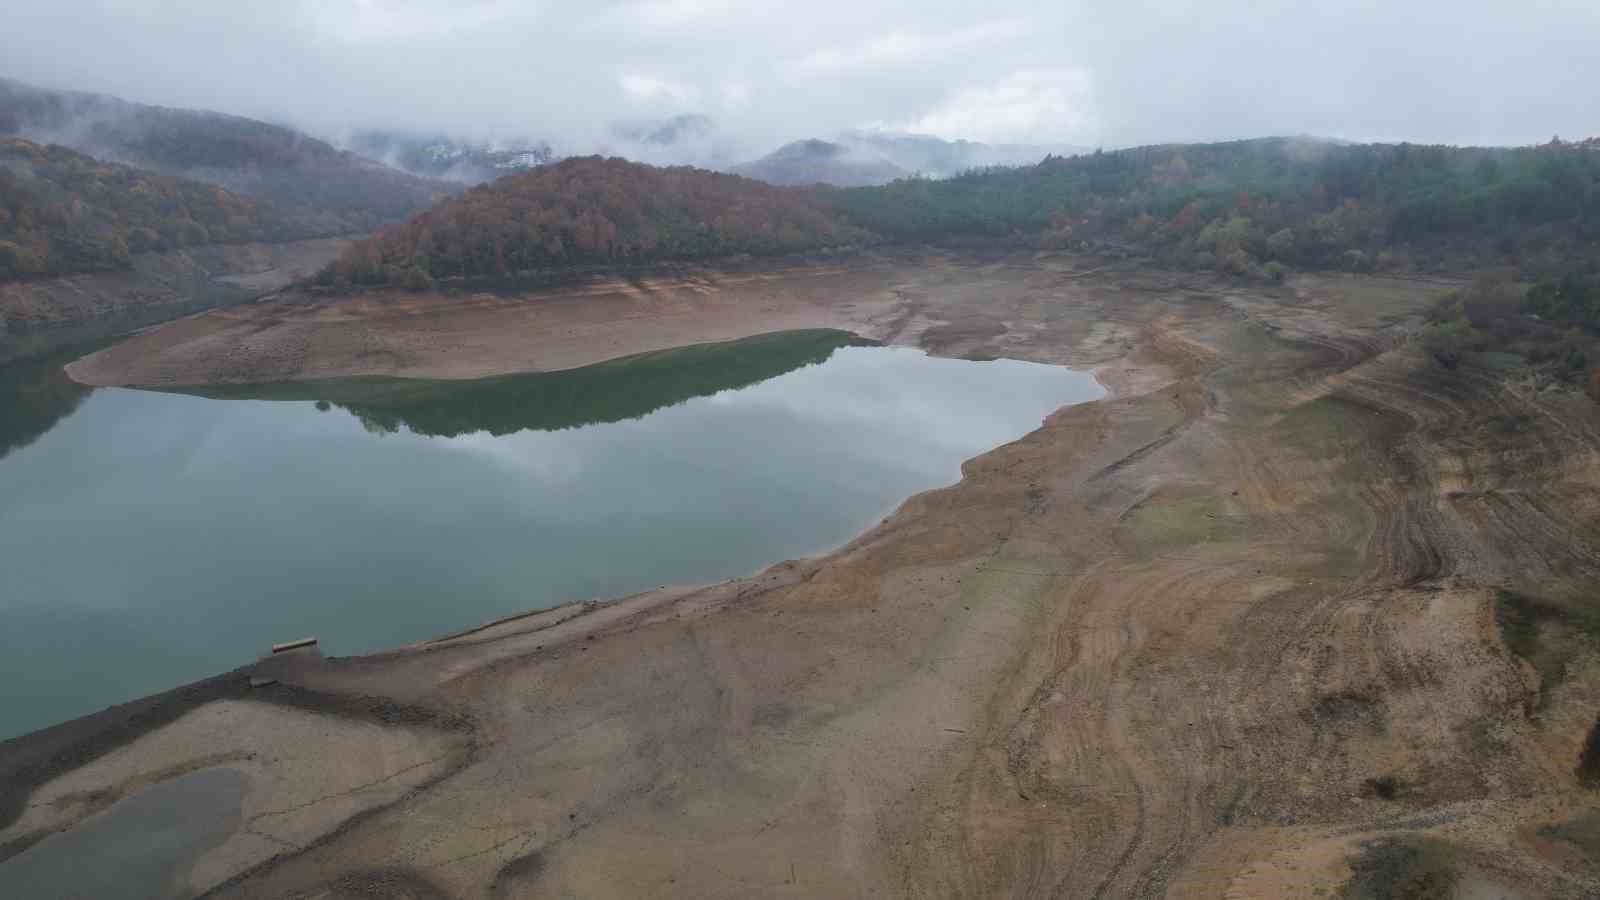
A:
0,331,1102,738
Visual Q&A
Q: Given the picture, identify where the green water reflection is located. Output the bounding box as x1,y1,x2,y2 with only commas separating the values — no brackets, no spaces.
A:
164,329,870,437
0,343,106,461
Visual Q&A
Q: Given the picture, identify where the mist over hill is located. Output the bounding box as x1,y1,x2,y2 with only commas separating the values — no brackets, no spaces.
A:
0,137,334,278
348,131,557,184
610,114,717,149
838,131,1091,177
731,140,910,187
332,112,1089,189
599,114,745,170
3,74,1597,308
728,132,1094,187
347,115,736,184
0,78,452,231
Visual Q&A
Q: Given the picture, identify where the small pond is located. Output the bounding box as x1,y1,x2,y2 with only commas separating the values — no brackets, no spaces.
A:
0,767,246,899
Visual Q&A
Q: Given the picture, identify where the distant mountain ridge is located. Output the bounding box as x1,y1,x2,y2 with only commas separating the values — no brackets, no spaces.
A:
731,140,909,187
602,114,744,169
340,116,1088,189
0,78,453,231
349,130,557,184
347,116,729,184
730,131,1092,187
838,131,1092,177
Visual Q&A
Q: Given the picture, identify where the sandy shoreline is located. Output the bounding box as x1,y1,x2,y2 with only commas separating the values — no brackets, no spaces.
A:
64,256,912,386
10,254,1600,898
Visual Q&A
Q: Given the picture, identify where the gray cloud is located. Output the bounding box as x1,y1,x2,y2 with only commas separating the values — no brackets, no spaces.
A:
6,0,1598,156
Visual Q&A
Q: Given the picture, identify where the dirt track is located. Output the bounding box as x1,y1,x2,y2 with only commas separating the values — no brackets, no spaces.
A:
15,254,1600,897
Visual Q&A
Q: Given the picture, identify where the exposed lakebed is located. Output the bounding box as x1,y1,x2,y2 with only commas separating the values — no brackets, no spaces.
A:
0,330,1102,738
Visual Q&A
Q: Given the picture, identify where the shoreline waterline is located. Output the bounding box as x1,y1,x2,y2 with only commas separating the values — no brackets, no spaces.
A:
0,333,1104,739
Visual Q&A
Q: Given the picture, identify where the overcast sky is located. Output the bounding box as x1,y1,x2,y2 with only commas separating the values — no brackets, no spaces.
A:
7,0,1599,154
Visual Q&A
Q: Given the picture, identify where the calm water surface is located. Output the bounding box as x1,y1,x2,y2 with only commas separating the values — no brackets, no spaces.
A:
0,767,245,899
0,332,1102,738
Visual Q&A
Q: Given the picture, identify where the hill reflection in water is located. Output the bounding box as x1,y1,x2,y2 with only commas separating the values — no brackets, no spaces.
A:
166,329,870,437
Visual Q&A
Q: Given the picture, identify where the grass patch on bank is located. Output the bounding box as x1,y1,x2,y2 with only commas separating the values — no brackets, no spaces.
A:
1340,837,1459,900
1465,350,1527,371
1274,394,1408,457
1538,811,1600,859
1494,589,1600,703
1119,494,1247,548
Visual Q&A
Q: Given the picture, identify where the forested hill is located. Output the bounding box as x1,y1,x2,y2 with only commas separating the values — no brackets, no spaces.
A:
0,138,320,278
323,137,1600,290
0,79,453,232
318,156,868,289
829,137,1600,276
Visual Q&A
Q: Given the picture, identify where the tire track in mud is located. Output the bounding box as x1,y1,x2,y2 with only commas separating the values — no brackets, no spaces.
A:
989,285,1596,898
945,302,1595,898
1063,328,1383,898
